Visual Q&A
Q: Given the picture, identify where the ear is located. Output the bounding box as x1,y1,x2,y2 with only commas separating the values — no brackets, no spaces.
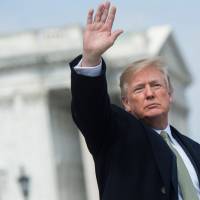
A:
168,92,173,104
122,96,131,112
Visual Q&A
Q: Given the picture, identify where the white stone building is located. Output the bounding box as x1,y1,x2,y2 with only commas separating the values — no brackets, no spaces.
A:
0,25,191,200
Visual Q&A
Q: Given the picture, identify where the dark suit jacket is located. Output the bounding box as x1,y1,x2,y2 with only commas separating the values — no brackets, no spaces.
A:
70,55,200,200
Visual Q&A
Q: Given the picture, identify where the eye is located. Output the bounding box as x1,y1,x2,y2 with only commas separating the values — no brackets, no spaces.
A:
154,84,161,88
133,87,144,94
151,83,162,90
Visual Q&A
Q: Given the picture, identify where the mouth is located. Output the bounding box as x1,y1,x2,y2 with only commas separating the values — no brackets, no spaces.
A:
145,103,160,109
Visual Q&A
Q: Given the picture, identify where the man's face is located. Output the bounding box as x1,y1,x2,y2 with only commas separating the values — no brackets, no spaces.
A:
122,66,172,123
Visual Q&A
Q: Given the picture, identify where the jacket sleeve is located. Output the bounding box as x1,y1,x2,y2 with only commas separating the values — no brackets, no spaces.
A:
70,55,112,156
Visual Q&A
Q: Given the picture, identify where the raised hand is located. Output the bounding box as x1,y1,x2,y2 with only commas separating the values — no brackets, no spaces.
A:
82,1,123,67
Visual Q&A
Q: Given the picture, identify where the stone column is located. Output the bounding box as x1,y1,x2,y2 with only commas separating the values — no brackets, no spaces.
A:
79,134,99,200
0,89,59,200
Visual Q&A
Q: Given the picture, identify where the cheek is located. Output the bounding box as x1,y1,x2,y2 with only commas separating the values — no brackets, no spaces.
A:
159,93,171,108
130,97,144,111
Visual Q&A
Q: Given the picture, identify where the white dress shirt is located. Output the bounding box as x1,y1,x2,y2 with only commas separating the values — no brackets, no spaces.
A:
74,59,200,200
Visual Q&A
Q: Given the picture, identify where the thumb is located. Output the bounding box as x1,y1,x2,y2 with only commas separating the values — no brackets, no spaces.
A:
110,29,124,43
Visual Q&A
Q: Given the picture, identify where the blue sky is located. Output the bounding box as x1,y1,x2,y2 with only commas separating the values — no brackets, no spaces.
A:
1,0,200,140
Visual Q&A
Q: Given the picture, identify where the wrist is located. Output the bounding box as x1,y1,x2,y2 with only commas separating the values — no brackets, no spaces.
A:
81,53,101,67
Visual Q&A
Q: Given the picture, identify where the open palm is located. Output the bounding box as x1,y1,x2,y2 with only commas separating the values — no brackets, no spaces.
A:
82,2,123,66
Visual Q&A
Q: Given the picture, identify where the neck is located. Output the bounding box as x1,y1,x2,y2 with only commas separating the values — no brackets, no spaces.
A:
142,115,168,130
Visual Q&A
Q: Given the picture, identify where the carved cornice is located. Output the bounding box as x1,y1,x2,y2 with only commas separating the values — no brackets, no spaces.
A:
0,49,81,69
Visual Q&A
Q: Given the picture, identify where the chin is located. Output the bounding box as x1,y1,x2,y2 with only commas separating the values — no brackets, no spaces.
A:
144,109,163,118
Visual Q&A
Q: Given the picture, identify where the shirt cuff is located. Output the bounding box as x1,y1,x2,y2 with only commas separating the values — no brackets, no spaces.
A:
74,59,102,77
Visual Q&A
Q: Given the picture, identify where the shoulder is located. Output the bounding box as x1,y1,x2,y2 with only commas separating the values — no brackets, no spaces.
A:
110,104,144,131
111,104,138,122
171,126,200,151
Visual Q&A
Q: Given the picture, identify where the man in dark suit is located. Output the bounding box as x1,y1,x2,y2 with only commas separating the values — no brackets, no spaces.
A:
70,2,200,200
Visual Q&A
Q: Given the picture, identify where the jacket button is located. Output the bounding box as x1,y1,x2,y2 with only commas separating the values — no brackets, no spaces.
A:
161,186,166,194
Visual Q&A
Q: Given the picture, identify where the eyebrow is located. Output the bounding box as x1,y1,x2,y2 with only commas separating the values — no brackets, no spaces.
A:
133,80,163,87
149,80,162,84
132,79,168,92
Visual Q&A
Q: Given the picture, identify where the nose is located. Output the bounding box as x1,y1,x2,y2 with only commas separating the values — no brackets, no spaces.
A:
145,85,154,99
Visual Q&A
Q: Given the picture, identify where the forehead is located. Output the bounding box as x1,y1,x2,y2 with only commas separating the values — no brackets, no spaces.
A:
129,66,166,85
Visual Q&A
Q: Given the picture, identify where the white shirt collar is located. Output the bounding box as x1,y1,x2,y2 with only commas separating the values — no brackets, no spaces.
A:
153,124,175,144
154,124,171,134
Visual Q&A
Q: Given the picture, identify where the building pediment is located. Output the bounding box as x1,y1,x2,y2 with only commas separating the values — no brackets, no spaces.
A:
0,24,192,94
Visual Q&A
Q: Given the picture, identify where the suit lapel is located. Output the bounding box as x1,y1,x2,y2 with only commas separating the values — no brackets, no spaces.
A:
171,126,200,188
171,154,178,197
142,124,174,198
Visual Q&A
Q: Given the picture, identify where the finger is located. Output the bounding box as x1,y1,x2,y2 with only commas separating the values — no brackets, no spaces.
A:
100,1,110,23
94,4,105,22
87,9,94,25
110,29,124,43
106,6,116,30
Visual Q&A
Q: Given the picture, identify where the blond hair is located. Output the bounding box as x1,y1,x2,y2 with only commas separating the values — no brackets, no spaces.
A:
119,57,173,98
